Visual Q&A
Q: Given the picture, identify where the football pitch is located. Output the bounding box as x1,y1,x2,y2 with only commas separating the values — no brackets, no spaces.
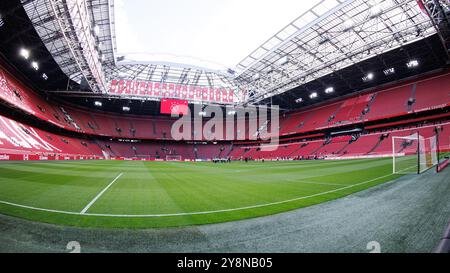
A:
0,158,406,228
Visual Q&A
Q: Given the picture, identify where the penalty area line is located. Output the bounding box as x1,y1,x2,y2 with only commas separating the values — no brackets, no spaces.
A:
80,172,123,214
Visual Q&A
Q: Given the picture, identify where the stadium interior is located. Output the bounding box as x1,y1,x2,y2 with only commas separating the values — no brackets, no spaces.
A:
0,0,449,254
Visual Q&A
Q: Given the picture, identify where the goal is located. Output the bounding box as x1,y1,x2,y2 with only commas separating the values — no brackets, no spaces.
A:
166,155,182,161
392,133,438,174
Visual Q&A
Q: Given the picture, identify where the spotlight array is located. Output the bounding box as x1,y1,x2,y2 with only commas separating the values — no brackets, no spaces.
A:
19,48,48,80
294,58,419,104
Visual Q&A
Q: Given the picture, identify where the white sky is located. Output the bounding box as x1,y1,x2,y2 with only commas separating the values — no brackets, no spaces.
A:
114,0,322,70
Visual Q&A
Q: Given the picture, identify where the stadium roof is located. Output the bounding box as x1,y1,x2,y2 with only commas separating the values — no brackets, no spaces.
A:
9,0,450,106
113,0,323,69
235,0,439,104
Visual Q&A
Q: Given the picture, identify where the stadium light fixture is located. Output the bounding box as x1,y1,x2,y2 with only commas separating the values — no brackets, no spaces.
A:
309,92,318,99
325,87,334,94
295,98,303,103
362,72,374,82
94,101,102,107
199,111,207,116
122,106,130,112
406,60,419,68
383,67,395,76
31,61,39,71
42,73,48,80
20,48,30,59
227,110,236,115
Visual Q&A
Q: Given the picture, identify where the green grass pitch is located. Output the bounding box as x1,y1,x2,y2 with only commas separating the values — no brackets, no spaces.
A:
0,158,404,228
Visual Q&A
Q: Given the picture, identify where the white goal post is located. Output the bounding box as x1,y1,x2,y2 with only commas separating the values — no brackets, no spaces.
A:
392,133,438,174
166,155,182,161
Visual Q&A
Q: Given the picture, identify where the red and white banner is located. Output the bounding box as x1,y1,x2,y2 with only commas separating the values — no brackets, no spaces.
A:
109,79,238,104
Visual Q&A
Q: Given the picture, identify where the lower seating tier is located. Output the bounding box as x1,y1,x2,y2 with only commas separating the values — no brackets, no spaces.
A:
0,112,449,161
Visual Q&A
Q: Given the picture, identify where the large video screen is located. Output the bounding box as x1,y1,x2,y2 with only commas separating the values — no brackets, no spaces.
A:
160,98,189,115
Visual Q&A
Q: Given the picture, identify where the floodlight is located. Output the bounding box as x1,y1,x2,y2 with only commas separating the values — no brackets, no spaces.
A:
20,48,30,59
122,106,130,111
94,101,102,107
31,61,39,70
325,87,334,94
383,68,395,76
363,73,374,82
406,60,419,68
309,92,318,99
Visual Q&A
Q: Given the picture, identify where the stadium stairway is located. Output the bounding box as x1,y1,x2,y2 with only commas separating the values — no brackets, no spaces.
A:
366,135,387,155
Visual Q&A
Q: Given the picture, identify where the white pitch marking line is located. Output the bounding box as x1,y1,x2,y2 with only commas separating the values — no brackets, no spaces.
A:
80,172,123,214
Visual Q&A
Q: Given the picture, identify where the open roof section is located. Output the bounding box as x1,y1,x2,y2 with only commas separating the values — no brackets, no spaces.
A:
113,0,322,69
104,0,323,100
236,0,437,104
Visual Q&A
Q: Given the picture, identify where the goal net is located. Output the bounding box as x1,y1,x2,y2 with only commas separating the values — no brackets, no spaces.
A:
392,133,438,174
166,155,182,161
